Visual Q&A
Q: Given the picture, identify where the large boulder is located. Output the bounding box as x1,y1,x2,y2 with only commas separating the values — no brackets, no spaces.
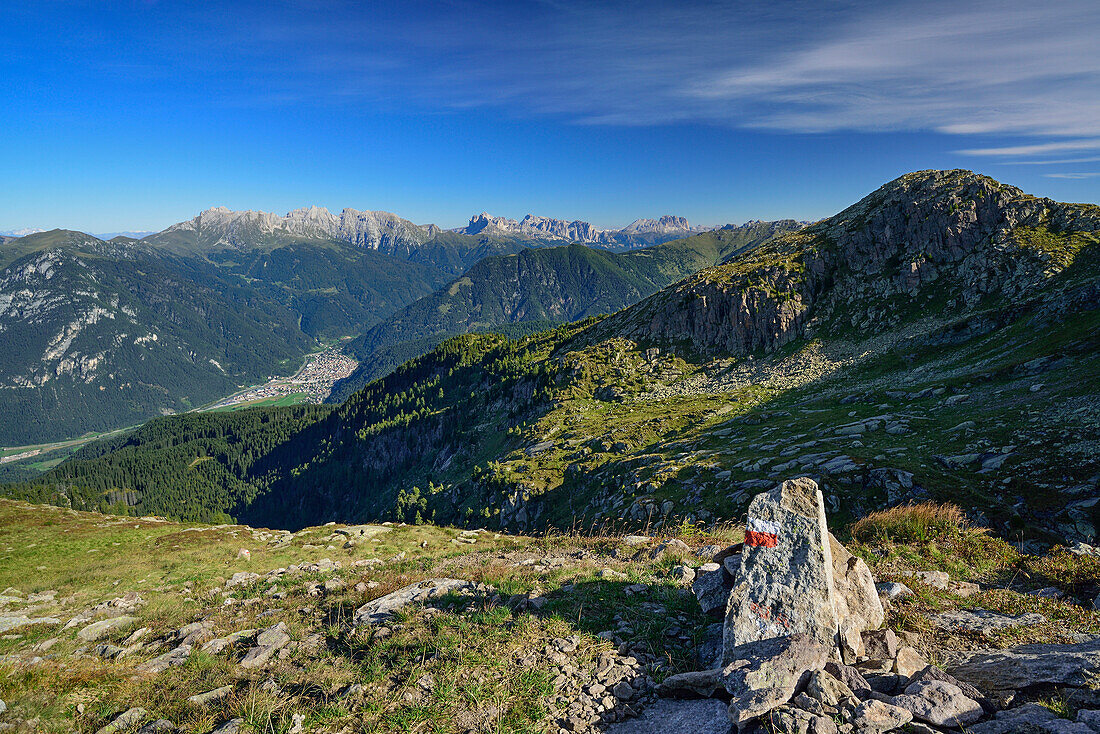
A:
723,478,839,660
947,637,1100,696
890,680,984,728
722,633,832,728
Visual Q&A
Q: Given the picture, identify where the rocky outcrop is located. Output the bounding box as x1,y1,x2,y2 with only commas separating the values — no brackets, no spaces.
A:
353,578,487,627
947,638,1100,696
149,206,432,257
588,169,1100,357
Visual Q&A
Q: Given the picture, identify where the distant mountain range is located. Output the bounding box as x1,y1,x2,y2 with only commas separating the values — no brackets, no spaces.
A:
455,212,713,248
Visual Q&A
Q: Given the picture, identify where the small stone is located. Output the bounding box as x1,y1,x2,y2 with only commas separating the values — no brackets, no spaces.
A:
691,564,732,618
807,669,853,707
861,629,898,660
824,662,872,698
850,699,913,733
893,646,927,678
96,708,148,734
210,719,244,734
670,565,695,585
187,686,233,707
875,582,914,601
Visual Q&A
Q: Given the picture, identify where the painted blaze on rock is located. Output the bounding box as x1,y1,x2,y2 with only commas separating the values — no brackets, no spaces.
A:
724,477,839,659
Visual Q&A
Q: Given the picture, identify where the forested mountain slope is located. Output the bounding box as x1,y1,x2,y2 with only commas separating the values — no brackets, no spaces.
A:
332,221,802,396
0,233,315,444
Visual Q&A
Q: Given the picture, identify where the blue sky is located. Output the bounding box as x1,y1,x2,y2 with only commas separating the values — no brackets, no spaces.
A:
2,0,1098,233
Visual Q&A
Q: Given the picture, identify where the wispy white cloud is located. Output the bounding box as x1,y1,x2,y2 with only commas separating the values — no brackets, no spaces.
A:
958,140,1100,157
680,1,1100,139
1007,156,1100,166
1043,172,1100,179
178,1,1100,161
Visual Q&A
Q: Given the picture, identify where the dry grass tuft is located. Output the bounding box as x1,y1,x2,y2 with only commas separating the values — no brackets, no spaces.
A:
850,502,969,544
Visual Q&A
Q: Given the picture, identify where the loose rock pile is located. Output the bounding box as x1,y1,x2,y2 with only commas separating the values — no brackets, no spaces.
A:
657,477,1100,733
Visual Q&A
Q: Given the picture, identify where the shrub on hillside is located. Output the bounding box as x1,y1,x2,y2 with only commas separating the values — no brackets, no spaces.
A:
850,502,969,544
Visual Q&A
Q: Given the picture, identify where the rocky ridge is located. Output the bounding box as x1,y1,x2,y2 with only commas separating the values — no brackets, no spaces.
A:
590,169,1100,357
457,213,715,248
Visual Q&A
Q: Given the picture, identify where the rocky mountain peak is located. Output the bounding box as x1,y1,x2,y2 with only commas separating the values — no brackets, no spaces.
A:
590,170,1099,359
622,215,694,234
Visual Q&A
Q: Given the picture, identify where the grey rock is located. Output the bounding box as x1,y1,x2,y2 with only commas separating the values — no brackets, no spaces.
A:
898,570,949,590
905,664,989,710
353,578,481,626
210,719,244,734
671,565,695,585
861,629,898,660
968,703,1059,734
893,646,927,678
806,669,853,707
603,698,731,733
239,622,291,669
829,534,884,637
136,644,191,673
724,478,838,658
96,708,148,734
767,706,837,734
849,699,913,733
824,662,872,697
875,582,914,602
0,615,61,634
187,686,233,707
657,668,724,698
201,628,256,655
723,633,832,726
933,608,1046,635
135,721,177,734
948,638,1100,695
1077,710,1100,732
0,699,5,715
693,563,733,618
78,616,139,642
891,680,983,728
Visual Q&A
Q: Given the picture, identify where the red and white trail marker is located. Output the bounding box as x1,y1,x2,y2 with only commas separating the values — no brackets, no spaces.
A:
745,517,780,548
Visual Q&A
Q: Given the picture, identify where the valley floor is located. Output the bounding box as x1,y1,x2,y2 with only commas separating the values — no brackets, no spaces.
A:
3,499,1100,733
